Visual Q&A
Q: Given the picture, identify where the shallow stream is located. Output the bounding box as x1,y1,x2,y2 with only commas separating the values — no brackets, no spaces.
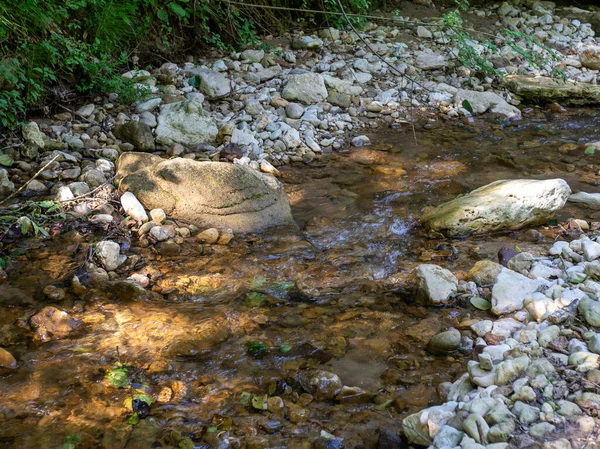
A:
1,108,600,448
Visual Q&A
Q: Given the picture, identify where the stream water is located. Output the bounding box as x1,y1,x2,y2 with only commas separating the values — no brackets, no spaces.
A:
1,108,600,448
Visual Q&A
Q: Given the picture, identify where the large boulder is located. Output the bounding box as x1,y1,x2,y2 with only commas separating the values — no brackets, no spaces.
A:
282,72,328,104
454,89,521,119
155,98,218,147
421,179,571,237
502,75,600,105
116,153,295,232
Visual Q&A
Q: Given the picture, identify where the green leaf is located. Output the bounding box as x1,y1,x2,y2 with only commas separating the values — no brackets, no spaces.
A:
207,426,218,433
0,153,13,167
62,434,82,449
168,2,187,17
20,218,31,235
126,413,140,425
462,99,473,113
239,391,252,406
38,200,55,209
0,257,7,269
133,392,152,406
179,437,195,449
106,367,129,388
585,146,596,155
374,399,393,410
157,8,169,22
188,75,201,89
246,341,268,358
470,296,491,310
246,292,265,307
279,343,292,354
251,394,268,410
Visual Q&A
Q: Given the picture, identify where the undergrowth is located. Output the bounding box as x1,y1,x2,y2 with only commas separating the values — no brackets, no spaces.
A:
0,0,567,131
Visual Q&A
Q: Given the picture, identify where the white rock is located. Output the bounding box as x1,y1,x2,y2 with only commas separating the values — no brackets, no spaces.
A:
491,268,547,315
415,264,458,305
583,240,600,261
120,191,149,222
568,192,600,209
96,240,125,271
454,89,521,119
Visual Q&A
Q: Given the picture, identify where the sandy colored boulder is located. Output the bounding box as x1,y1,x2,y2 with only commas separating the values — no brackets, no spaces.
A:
116,153,295,233
421,179,570,237
502,75,600,105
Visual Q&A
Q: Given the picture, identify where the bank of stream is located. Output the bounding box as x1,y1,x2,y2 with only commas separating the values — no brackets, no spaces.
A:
1,108,600,448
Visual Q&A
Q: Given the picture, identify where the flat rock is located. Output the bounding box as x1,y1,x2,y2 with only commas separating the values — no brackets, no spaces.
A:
116,153,295,233
421,179,571,237
503,75,600,105
568,192,600,209
491,268,546,315
454,89,521,119
414,264,458,305
155,98,218,147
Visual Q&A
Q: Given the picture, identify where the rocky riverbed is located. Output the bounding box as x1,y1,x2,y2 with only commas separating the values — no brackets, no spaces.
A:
2,0,600,448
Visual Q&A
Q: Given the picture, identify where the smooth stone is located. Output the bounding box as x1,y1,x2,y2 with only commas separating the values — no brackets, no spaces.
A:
120,191,149,222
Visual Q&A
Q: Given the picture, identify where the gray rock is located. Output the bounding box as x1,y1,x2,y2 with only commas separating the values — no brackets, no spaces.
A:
114,121,155,151
298,370,342,399
193,69,231,99
415,51,447,70
415,264,458,305
492,268,546,315
421,179,571,237
155,98,218,147
428,328,462,355
579,45,600,70
503,75,600,105
285,103,305,119
136,98,162,113
455,89,521,119
240,49,264,63
579,296,600,327
96,240,125,271
22,121,45,159
0,169,15,197
282,73,328,104
495,355,530,386
568,192,600,209
149,226,169,242
529,422,555,439
116,152,294,233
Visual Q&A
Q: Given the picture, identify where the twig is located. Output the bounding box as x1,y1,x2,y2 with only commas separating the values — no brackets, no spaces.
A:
0,155,60,207
58,104,100,126
59,176,116,204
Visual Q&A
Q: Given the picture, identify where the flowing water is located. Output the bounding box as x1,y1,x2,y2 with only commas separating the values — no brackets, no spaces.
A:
1,109,600,448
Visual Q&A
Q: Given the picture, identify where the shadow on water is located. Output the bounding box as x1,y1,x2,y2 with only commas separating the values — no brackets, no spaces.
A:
1,109,600,447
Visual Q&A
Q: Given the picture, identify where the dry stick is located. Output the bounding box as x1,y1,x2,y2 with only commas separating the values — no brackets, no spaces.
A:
224,0,498,38
58,104,100,126
0,154,60,207
59,176,116,204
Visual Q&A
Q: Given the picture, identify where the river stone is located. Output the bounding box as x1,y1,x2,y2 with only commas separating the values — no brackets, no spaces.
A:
282,73,328,104
468,260,503,285
114,121,155,151
579,45,600,70
22,121,45,159
569,352,600,372
120,191,149,222
428,328,461,355
415,264,458,305
155,98,218,147
298,370,342,399
579,297,600,327
29,306,83,342
0,348,17,371
421,179,571,237
502,75,600,105
116,153,294,233
0,169,15,197
415,51,447,70
569,192,600,209
96,240,126,272
454,89,521,119
193,69,230,99
495,355,530,386
491,268,546,315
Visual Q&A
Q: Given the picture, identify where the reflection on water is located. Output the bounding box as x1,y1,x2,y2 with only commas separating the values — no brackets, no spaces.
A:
1,109,600,447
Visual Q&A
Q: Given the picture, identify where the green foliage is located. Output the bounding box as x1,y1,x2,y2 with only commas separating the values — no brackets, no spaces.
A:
106,364,130,388
322,0,371,29
62,434,82,449
246,341,268,358
442,0,562,77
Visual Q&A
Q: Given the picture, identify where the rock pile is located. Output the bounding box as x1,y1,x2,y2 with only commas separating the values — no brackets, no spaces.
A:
408,230,600,448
